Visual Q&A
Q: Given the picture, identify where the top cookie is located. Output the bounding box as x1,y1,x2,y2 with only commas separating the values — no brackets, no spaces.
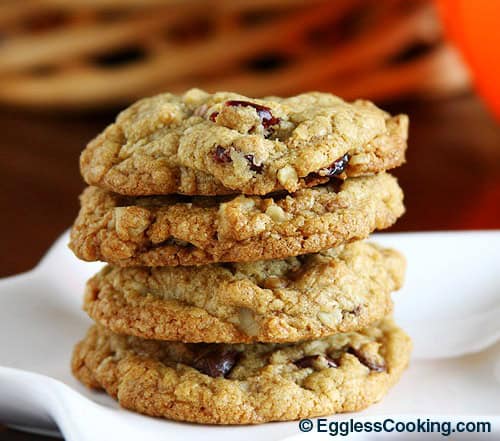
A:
81,89,408,196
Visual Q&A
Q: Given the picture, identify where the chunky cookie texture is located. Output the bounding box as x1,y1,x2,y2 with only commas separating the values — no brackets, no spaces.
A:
69,173,404,266
72,320,411,424
84,242,405,343
80,89,408,196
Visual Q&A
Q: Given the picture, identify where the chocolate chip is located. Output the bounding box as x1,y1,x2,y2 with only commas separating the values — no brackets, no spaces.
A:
193,348,240,378
209,111,219,122
304,153,350,184
348,347,386,372
213,146,232,164
244,154,263,173
225,100,280,129
294,355,338,369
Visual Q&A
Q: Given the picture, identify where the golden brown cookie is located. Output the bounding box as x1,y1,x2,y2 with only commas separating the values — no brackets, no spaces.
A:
80,89,408,196
84,242,404,343
69,173,404,267
72,319,411,424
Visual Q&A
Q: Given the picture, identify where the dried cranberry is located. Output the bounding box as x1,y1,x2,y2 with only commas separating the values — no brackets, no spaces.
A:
225,100,280,129
304,153,350,184
244,154,263,173
325,355,340,368
193,348,240,378
351,305,362,316
348,347,386,372
213,146,232,164
322,153,350,177
294,355,338,369
209,111,219,122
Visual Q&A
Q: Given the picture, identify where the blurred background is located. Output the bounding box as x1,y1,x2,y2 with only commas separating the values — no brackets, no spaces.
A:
0,0,473,107
1,0,499,278
0,1,499,439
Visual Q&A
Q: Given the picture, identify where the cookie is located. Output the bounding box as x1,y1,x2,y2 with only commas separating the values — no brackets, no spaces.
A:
72,319,411,424
69,172,404,267
80,89,408,196
84,242,404,343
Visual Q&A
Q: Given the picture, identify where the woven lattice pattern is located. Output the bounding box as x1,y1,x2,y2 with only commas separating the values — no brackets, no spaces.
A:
0,0,469,109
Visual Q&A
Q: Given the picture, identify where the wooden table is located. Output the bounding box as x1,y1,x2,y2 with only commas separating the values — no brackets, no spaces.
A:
0,94,499,439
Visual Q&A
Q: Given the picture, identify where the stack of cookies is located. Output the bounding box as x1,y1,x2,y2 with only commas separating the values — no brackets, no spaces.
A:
69,89,412,424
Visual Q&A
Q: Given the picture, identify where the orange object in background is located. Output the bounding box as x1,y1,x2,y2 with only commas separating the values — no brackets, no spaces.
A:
437,0,500,120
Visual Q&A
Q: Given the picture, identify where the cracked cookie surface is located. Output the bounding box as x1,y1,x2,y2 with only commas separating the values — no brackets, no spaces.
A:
72,319,411,424
81,89,408,196
84,242,404,343
69,173,404,266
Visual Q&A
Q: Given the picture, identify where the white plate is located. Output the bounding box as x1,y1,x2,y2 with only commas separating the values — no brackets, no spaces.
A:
1,231,500,440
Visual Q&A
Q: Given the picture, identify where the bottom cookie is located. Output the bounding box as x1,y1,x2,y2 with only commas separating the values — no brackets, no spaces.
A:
72,319,411,424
